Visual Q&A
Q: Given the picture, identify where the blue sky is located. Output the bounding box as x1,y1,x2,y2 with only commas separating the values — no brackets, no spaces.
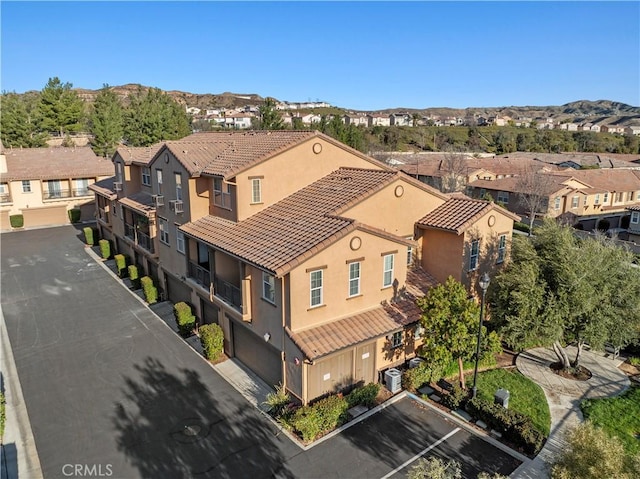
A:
1,1,638,110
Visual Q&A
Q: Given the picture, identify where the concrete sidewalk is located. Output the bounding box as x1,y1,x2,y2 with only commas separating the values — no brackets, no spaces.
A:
510,346,629,479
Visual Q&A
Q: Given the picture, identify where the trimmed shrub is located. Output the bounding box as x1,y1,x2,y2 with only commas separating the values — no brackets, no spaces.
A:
442,384,469,410
293,394,349,442
68,208,81,223
0,391,5,439
99,239,111,259
114,254,128,278
83,226,95,245
263,383,291,419
200,323,224,360
514,222,530,233
402,362,444,392
174,302,196,337
9,214,24,228
346,383,380,408
128,265,140,289
140,276,158,304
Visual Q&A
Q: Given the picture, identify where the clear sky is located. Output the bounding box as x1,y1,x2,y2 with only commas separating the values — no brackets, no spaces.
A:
1,1,639,111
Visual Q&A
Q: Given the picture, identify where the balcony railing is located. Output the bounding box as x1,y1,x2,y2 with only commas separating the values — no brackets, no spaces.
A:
124,223,135,240
43,189,72,200
214,276,242,311
0,193,12,204
188,261,211,288
98,208,110,224
73,188,91,197
137,231,154,254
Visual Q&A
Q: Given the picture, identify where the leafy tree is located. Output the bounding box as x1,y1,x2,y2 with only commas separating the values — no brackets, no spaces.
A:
516,166,552,234
37,77,85,137
123,87,191,146
0,92,47,147
90,85,124,157
551,422,640,479
291,116,305,130
255,97,284,130
491,220,640,369
440,146,468,193
418,277,501,389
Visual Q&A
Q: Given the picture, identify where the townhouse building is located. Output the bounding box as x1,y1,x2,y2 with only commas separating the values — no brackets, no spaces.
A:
628,205,640,243
91,131,516,404
0,146,113,230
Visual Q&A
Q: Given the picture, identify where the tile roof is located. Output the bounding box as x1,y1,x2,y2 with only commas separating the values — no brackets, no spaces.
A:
114,145,163,165
88,176,117,199
119,192,156,217
548,168,640,192
468,175,571,196
1,147,113,182
181,168,409,276
417,197,518,234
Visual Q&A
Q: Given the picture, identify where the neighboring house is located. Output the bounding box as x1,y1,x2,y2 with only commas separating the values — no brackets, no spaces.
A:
0,146,113,230
625,126,640,136
90,130,516,404
342,115,368,127
557,123,579,131
627,205,640,243
367,114,392,127
390,113,411,127
600,125,626,134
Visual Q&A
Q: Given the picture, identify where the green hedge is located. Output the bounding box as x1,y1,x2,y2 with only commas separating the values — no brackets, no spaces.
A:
441,384,468,410
68,208,81,223
140,276,158,304
402,362,445,392
292,394,349,442
99,239,111,259
346,383,380,408
199,323,224,361
83,226,95,245
466,397,545,455
9,214,24,228
114,254,128,278
0,391,5,439
514,222,530,233
173,302,195,337
128,265,140,289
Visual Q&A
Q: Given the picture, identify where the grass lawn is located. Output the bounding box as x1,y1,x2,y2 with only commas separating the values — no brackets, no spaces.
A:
581,385,640,455
469,368,551,436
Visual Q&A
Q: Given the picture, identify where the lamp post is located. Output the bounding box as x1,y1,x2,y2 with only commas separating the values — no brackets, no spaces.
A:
472,272,491,399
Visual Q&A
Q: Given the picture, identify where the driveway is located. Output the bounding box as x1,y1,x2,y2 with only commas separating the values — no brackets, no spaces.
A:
1,226,523,478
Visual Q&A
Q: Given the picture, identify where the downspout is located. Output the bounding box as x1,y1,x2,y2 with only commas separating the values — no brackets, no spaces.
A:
281,274,287,391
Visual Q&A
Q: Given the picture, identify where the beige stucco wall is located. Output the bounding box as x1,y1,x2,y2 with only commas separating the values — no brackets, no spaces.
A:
234,138,386,221
288,230,408,332
421,229,465,284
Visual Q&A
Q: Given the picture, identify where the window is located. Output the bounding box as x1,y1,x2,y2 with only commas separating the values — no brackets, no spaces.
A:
615,192,623,203
112,201,117,218
142,167,151,186
310,270,323,307
391,331,402,349
497,234,507,263
383,254,394,288
175,173,182,201
349,262,361,297
603,192,609,204
594,194,600,205
497,191,509,204
554,196,561,210
156,169,163,195
251,178,262,204
46,180,62,198
176,227,185,253
22,180,31,193
469,240,479,271
213,177,231,208
571,196,579,208
116,162,123,183
262,272,275,304
631,211,640,224
159,218,169,245
630,191,635,202
407,246,413,266
0,183,9,202
75,178,89,196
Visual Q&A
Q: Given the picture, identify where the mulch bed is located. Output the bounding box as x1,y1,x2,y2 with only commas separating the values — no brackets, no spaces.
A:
550,362,593,381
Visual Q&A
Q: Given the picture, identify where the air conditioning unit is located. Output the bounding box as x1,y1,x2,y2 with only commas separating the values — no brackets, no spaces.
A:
153,195,164,207
409,357,425,369
170,200,184,214
113,182,122,191
384,368,402,394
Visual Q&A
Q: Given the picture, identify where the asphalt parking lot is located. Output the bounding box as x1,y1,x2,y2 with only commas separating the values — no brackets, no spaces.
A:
1,226,523,478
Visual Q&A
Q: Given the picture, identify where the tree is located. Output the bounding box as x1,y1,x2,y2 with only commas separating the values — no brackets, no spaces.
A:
90,85,124,157
37,77,85,137
440,146,469,193
408,457,508,479
515,166,551,234
291,116,305,130
551,422,640,479
491,220,640,370
0,92,47,147
418,277,501,389
255,97,284,130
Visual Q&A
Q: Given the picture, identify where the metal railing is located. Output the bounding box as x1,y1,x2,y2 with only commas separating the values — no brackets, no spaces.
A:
98,208,110,224
137,231,154,254
0,193,12,204
43,189,72,200
124,223,135,240
214,276,242,311
188,261,211,288
73,188,90,197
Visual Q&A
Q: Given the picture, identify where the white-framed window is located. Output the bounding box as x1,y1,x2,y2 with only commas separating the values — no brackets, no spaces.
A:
251,178,262,204
142,167,151,186
603,192,609,204
176,227,185,253
310,270,323,307
571,196,579,208
75,178,89,196
497,191,509,204
630,191,636,202
631,211,640,224
156,169,163,195
497,234,507,264
554,196,561,210
407,246,413,266
159,218,169,245
615,192,623,203
262,272,275,304
0,183,9,202
348,262,361,297
469,239,479,271
213,177,231,208
175,173,182,201
22,180,31,193
391,331,402,349
595,194,600,205
46,180,62,199
383,254,394,288
116,162,123,183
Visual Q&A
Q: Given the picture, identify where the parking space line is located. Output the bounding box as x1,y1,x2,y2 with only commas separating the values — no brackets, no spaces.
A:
379,427,461,479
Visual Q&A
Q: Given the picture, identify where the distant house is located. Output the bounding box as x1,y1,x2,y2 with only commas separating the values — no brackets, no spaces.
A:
557,123,579,131
390,113,411,127
367,114,391,127
625,126,640,136
342,114,368,127
600,125,626,134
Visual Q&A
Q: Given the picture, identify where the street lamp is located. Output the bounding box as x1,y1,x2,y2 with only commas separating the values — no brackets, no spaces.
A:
472,272,491,399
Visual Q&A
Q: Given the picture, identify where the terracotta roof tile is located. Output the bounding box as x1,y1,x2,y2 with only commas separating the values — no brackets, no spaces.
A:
88,176,117,199
417,197,517,234
114,145,163,165
119,192,155,217
628,205,640,212
1,147,113,182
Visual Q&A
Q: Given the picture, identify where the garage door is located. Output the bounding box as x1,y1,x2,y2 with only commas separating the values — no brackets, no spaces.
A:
166,274,192,305
23,205,68,228
233,322,281,388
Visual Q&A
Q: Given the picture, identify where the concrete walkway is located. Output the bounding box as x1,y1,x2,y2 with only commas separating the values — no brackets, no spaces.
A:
510,346,630,479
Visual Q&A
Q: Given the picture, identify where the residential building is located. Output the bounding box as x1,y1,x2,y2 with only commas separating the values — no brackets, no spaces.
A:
628,205,640,243
90,131,516,404
367,114,392,127
0,146,113,230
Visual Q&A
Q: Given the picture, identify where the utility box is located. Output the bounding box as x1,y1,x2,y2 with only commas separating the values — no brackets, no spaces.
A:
385,368,402,393
495,388,510,408
409,357,425,369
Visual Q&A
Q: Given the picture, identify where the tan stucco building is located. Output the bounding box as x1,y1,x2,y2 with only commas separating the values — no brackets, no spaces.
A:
90,131,517,404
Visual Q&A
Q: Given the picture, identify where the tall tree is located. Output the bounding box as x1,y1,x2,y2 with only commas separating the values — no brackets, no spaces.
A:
516,166,551,234
440,146,469,193
0,92,47,147
255,97,284,130
37,77,85,137
90,85,124,157
418,276,501,389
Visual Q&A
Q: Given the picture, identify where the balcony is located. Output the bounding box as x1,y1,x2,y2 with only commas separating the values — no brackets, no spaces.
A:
0,193,12,204
125,222,135,240
124,224,155,254
98,208,110,225
73,188,91,197
43,189,72,200
214,276,242,312
188,261,211,288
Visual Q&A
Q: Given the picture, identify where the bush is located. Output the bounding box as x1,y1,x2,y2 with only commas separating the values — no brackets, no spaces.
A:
99,239,111,259
293,394,348,442
514,222,530,233
402,362,444,392
0,391,5,439
128,265,140,289
83,226,95,245
68,208,81,223
199,323,224,360
140,276,158,304
346,383,380,408
9,214,24,228
114,254,128,278
442,384,469,410
173,302,196,337
264,383,291,419
629,357,640,367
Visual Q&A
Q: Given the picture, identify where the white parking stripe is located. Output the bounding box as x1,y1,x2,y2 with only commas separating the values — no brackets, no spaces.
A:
379,427,461,479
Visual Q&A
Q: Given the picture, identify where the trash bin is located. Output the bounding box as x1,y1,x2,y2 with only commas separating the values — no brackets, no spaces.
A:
495,388,510,408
